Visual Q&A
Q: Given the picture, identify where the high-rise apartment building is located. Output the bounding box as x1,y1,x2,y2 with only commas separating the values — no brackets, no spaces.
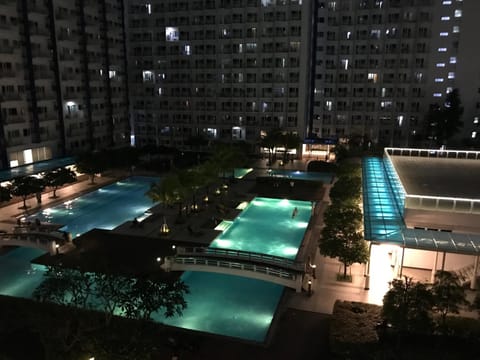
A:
127,0,312,150
0,0,129,170
311,0,480,148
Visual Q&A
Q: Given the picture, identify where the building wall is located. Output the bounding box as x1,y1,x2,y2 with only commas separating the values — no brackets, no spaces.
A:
311,0,475,148
0,0,129,170
127,0,311,150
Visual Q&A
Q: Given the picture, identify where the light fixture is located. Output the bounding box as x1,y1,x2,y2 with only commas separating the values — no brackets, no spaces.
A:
160,217,170,235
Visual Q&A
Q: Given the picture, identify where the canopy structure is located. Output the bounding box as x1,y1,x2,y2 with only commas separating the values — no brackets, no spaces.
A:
362,154,480,256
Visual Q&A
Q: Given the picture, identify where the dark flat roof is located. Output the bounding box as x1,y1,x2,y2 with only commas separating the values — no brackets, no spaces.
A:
390,156,480,199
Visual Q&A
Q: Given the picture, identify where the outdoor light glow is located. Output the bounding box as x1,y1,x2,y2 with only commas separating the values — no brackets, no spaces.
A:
213,239,234,248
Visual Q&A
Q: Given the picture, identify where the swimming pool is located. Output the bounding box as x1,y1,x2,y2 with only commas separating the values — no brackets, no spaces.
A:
158,197,311,341
27,176,159,237
268,169,333,183
1,179,312,343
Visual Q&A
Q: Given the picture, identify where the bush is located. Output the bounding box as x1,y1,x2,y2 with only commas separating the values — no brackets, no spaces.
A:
330,300,382,358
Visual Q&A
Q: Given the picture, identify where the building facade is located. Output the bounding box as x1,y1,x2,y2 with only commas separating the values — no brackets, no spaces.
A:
127,0,312,150
0,0,129,170
311,0,479,148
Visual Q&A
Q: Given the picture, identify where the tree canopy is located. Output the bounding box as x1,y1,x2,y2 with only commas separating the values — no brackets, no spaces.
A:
75,151,107,184
382,277,434,335
44,167,77,198
10,176,45,209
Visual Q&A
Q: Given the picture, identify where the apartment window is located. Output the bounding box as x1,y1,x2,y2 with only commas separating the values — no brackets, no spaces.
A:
454,9,462,17
433,93,442,97
325,101,332,110
442,0,452,4
435,78,444,83
440,32,449,37
450,56,457,63
474,117,479,124
441,16,450,21
448,72,455,79
367,73,378,83
438,48,447,52
453,25,460,33
472,131,477,139
436,63,446,67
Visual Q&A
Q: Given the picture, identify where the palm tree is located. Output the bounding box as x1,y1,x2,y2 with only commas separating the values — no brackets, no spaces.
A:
259,129,281,165
146,173,187,217
11,176,45,209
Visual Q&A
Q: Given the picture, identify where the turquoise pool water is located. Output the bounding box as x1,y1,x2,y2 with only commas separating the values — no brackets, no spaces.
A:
27,176,159,237
269,169,333,183
0,180,312,343
158,197,311,341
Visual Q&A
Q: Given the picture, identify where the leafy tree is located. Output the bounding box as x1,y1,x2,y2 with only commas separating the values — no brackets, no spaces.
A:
425,89,463,146
431,270,468,331
329,174,362,204
319,203,368,279
0,185,11,202
33,267,93,308
75,152,107,184
259,128,282,165
44,167,77,198
10,176,45,209
278,131,301,163
382,277,435,335
209,144,246,182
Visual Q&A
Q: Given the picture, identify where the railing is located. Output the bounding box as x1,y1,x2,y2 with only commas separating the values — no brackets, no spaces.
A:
173,256,297,280
0,231,63,255
177,246,304,271
166,255,303,291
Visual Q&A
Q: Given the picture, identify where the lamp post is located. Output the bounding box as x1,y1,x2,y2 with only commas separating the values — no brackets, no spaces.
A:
307,280,312,296
311,264,316,279
55,243,59,255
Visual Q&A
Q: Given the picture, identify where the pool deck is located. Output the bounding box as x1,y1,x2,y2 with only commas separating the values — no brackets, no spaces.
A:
0,159,406,358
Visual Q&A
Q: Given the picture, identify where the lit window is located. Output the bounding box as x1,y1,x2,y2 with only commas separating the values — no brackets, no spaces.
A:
442,0,452,4
436,63,446,67
158,88,163,95
474,117,479,124
325,100,332,110
397,115,404,126
368,73,378,83
450,56,457,63
440,32,449,37
165,27,179,41
472,131,477,139
435,78,444,82
346,31,351,39
341,59,349,70
448,72,455,79
438,47,447,52
108,70,116,78
453,25,460,33
184,45,191,55
441,16,450,21
146,3,151,14
446,87,453,93
454,9,462,17
433,93,442,97
142,70,154,82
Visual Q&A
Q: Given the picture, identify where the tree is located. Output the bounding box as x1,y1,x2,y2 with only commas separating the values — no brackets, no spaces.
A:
319,203,368,279
425,89,463,147
44,167,77,198
278,131,301,163
329,175,362,204
431,270,468,332
259,128,282,165
146,173,187,216
0,185,11,202
382,277,434,335
75,152,107,184
10,176,45,209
